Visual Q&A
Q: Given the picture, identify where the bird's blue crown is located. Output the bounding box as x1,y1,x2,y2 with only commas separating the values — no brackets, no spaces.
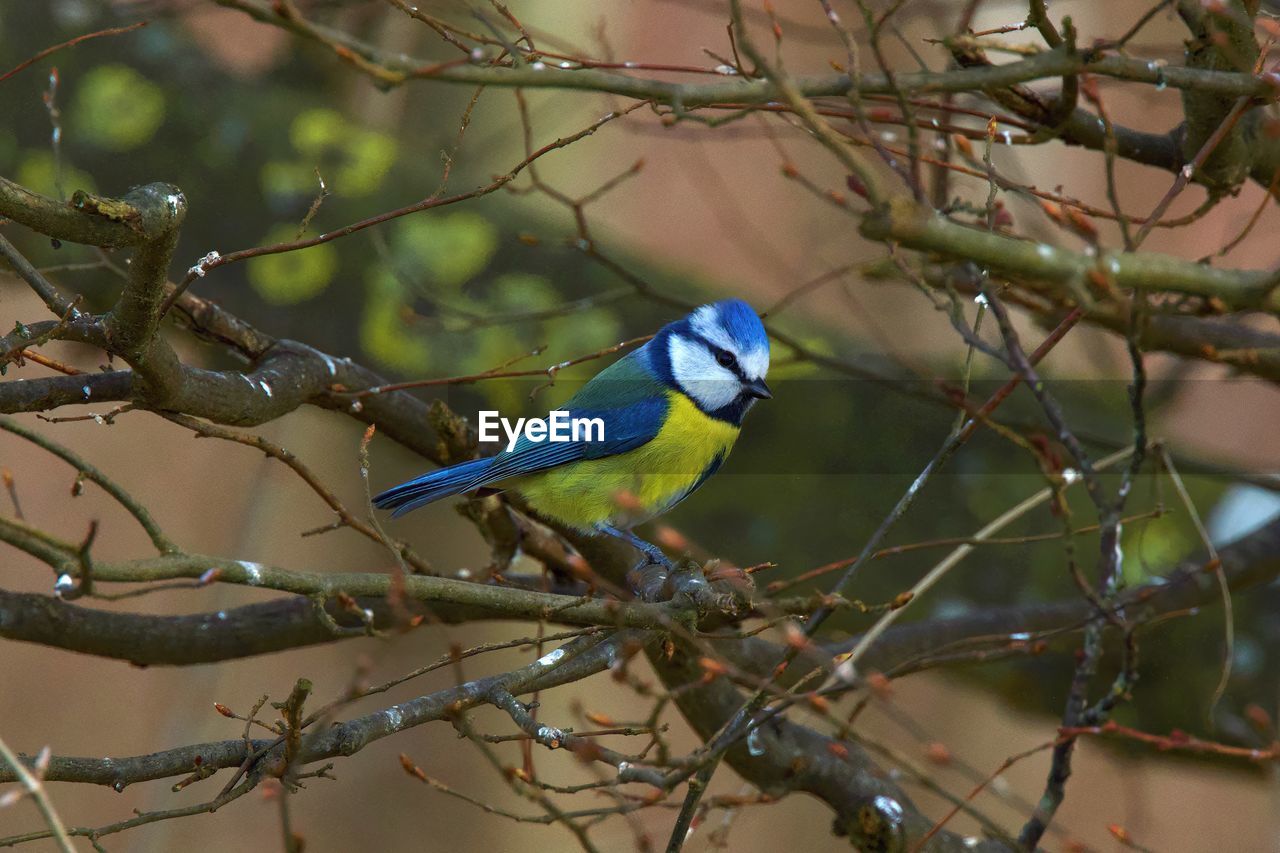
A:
696,299,770,355
656,300,769,362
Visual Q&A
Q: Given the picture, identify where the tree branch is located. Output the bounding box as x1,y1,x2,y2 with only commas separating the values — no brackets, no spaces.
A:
0,178,167,249
860,196,1280,312
102,184,186,362
0,630,637,792
0,538,688,632
221,0,1280,105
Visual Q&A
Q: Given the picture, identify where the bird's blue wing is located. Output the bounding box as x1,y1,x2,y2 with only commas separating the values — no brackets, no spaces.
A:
481,394,668,482
374,456,497,517
375,348,671,516
481,347,669,480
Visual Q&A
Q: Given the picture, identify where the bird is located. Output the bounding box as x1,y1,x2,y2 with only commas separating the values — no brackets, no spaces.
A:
373,298,771,569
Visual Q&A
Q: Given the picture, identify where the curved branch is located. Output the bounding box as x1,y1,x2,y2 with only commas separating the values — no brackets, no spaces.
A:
102,183,186,361
0,584,586,665
860,197,1280,312
0,371,133,417
0,630,639,790
11,507,1272,684
1175,0,1261,190
222,0,1280,104
0,234,78,317
222,0,1280,206
840,512,1280,675
1053,109,1184,174
1088,306,1280,381
0,417,174,553
0,317,448,467
3,460,1275,848
651,640,1004,852
887,261,1280,382
0,179,164,249
947,42,1187,177
0,537,680,632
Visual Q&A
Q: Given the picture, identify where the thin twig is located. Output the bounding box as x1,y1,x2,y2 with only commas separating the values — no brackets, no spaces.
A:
0,736,74,853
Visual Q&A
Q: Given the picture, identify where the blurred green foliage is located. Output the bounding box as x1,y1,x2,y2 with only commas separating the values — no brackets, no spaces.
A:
394,212,497,292
247,224,338,305
70,63,165,151
15,148,96,197
262,107,397,199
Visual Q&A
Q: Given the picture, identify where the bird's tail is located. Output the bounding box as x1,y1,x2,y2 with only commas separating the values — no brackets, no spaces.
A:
373,457,497,517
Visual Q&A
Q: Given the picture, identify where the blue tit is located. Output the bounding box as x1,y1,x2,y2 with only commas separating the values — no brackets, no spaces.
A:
373,299,771,567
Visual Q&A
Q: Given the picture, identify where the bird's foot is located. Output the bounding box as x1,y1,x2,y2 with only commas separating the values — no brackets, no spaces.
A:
628,557,671,602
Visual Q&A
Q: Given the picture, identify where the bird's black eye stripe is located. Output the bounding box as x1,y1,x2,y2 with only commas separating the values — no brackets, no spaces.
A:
689,332,745,377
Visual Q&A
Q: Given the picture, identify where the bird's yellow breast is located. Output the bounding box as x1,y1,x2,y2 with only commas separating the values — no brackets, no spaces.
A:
508,391,739,530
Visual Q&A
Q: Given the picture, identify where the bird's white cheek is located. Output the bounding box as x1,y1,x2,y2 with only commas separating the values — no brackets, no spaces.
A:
669,336,739,411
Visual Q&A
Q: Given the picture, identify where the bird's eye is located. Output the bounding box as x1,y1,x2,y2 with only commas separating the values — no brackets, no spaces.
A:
715,350,735,368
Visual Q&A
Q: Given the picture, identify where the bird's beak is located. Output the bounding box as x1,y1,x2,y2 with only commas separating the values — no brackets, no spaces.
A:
744,377,772,400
